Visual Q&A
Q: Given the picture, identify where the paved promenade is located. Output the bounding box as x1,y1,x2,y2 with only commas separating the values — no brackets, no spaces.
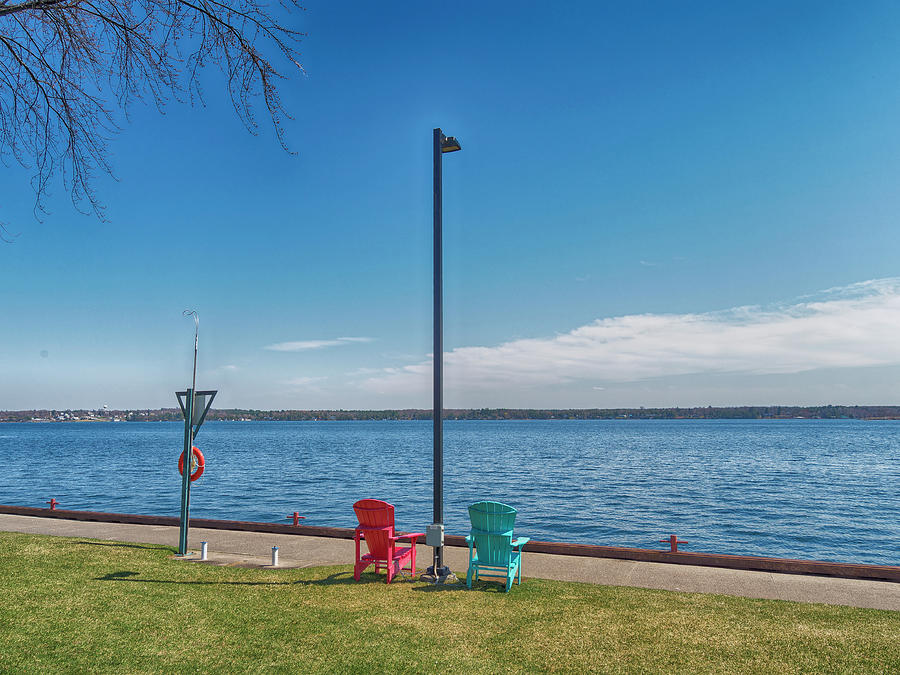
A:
2,513,897,611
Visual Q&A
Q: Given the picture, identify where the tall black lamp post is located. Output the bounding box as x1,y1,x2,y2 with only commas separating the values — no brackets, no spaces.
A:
425,128,461,580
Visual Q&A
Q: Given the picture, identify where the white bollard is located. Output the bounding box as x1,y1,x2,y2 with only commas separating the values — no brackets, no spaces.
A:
200,541,208,561
271,546,279,567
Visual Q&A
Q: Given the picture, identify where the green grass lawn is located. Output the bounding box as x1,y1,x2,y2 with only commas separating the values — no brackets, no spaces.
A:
0,532,897,674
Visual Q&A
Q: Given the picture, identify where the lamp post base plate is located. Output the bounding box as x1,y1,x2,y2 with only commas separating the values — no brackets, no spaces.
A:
421,565,457,584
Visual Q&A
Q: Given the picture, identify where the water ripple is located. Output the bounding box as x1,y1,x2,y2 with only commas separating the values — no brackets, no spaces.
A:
0,419,897,565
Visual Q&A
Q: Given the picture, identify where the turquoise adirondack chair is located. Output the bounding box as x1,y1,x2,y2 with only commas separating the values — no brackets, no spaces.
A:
466,501,530,592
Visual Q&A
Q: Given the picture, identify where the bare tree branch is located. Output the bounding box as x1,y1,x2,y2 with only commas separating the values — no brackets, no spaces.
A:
0,0,305,223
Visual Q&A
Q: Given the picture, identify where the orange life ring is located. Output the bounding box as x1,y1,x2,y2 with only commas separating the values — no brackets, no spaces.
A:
178,446,205,481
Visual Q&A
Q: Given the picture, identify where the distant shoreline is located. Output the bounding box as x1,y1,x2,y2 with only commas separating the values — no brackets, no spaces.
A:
3,405,900,422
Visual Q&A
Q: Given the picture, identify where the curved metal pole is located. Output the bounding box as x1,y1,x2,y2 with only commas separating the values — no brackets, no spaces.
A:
183,309,199,396
432,129,445,576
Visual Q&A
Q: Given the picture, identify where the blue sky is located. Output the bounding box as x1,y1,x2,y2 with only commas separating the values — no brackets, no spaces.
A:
4,1,900,409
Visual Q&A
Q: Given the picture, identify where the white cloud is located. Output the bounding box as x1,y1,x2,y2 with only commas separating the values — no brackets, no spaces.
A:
336,337,374,344
346,367,383,376
265,337,374,352
361,278,900,397
283,376,326,387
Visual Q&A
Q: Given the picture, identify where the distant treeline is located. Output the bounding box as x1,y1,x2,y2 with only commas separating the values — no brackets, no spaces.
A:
4,405,900,422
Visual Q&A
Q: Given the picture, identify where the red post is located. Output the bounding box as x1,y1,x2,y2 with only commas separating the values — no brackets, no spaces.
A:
46,498,58,510
285,512,306,526
659,534,688,552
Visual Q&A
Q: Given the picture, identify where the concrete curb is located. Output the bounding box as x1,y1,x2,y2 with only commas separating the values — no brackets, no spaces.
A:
2,504,897,582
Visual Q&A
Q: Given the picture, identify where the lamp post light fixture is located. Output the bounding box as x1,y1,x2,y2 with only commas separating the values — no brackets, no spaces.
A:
425,128,461,582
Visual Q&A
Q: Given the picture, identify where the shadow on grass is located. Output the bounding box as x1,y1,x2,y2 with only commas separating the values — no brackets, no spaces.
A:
78,541,174,552
95,570,292,586
414,582,469,593
414,579,517,594
94,570,372,588
294,571,367,587
292,571,428,587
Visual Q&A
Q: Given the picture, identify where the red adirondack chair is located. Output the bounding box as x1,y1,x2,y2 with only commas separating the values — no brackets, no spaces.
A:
353,499,424,583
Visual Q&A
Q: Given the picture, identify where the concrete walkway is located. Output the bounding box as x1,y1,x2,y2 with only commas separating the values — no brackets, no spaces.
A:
2,514,897,611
